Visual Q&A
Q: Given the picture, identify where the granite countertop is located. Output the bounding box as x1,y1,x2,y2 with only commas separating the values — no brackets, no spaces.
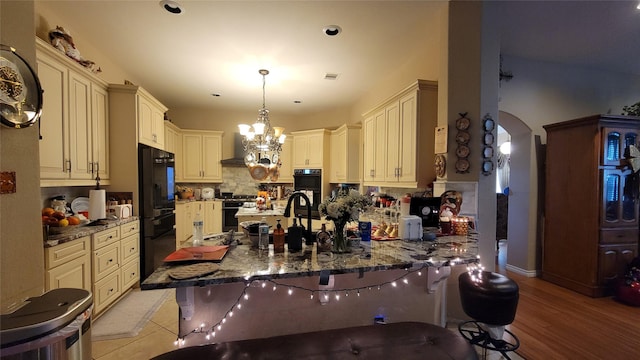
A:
141,233,479,290
44,216,139,247
235,207,285,217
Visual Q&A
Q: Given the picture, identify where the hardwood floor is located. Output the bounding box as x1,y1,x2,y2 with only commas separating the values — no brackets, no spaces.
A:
498,243,640,360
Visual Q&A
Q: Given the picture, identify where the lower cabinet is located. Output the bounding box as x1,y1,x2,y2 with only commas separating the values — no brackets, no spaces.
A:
45,236,92,292
91,220,140,315
176,201,223,247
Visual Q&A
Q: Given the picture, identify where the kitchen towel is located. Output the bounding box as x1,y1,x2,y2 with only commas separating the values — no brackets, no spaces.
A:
89,189,106,220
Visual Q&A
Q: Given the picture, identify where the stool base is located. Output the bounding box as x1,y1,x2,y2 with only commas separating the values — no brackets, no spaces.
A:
458,321,520,360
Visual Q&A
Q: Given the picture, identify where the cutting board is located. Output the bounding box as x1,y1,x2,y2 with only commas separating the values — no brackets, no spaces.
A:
164,245,229,263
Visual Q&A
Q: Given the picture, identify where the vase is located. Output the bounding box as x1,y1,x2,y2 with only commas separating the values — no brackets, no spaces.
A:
332,220,350,253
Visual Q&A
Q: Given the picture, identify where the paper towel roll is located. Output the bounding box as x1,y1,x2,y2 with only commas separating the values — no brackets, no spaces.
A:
89,189,106,220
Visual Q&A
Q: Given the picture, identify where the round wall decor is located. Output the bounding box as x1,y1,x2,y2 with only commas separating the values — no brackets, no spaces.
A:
0,45,43,129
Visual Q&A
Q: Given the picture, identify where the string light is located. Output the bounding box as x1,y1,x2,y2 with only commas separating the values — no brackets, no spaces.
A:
173,261,475,345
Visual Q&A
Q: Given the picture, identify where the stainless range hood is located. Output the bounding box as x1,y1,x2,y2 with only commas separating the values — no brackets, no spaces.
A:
220,133,247,167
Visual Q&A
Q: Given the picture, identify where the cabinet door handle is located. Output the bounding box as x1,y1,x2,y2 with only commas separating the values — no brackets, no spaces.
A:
65,159,71,172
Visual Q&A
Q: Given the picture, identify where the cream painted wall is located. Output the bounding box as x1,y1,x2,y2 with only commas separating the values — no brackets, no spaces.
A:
499,55,640,143
0,0,45,313
34,1,141,88
497,56,640,274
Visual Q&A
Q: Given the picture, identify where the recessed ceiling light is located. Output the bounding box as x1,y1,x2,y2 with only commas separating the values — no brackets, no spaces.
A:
322,25,342,36
159,0,184,15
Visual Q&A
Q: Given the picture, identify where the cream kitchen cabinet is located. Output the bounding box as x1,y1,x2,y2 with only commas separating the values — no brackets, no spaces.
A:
176,201,221,246
36,37,110,186
362,80,437,188
109,84,168,216
44,236,91,292
203,200,223,235
175,201,195,247
182,130,223,182
329,124,361,183
278,137,294,183
91,221,140,315
138,93,167,149
119,221,140,292
165,122,183,181
291,129,330,169
362,110,387,183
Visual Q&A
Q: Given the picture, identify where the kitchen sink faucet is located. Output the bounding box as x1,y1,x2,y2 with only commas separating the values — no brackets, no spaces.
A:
284,191,313,245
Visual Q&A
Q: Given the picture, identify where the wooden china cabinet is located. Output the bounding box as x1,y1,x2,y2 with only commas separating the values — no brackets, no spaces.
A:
543,114,640,297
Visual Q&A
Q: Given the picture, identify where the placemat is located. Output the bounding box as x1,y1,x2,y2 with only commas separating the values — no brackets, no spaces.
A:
167,263,220,280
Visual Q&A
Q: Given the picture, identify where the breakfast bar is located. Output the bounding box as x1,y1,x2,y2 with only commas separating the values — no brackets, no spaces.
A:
142,234,479,345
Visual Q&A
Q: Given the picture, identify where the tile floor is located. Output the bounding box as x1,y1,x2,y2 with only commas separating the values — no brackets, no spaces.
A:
91,289,179,360
91,241,522,359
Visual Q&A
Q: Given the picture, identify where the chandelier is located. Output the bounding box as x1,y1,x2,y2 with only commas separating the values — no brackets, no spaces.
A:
238,69,286,181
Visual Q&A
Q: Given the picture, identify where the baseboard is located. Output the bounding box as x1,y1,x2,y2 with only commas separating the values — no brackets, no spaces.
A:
505,264,539,277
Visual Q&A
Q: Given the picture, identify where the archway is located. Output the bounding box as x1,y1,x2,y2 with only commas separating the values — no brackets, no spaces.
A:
497,111,539,276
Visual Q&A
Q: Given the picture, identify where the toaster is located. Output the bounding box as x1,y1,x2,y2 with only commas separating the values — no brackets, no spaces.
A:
110,204,132,219
398,215,423,241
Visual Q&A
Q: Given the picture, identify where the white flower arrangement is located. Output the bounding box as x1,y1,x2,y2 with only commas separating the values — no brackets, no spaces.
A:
318,189,372,224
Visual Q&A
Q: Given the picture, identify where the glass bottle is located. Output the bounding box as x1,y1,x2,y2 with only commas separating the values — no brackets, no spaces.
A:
273,219,285,253
258,216,269,250
192,212,203,246
316,223,331,251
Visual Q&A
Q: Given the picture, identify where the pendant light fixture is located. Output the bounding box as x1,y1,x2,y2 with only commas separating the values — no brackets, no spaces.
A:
238,69,286,181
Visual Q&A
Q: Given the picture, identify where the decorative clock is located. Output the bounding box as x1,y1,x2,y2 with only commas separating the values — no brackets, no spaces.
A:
0,45,43,129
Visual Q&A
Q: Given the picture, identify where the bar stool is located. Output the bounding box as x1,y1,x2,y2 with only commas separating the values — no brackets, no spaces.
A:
458,270,520,359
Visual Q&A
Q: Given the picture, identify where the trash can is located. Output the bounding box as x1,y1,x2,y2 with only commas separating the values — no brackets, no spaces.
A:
1,288,93,360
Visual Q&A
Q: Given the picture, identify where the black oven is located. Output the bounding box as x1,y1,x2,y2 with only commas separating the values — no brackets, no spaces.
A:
293,169,322,219
222,200,244,232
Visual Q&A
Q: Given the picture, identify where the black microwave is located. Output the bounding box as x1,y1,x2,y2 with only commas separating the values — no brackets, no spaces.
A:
293,169,322,219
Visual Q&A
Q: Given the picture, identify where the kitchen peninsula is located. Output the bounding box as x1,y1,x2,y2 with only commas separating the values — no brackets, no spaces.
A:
142,234,478,345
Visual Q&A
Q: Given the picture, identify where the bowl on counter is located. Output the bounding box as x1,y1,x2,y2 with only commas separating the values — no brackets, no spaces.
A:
240,221,272,247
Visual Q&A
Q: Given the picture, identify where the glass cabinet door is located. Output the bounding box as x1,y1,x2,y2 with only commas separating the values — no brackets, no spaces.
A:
601,169,639,227
602,128,638,166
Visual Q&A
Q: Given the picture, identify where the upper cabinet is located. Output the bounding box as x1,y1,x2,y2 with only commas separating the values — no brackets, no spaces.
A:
182,130,223,182
165,122,183,182
362,80,438,188
278,137,294,183
329,124,361,183
36,37,110,187
291,129,330,169
108,84,168,215
138,94,166,149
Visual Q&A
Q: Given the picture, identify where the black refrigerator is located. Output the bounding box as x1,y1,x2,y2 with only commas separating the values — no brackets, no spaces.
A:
138,144,176,280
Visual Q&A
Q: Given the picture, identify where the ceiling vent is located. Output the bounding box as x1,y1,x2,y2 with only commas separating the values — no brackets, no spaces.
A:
324,73,339,80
